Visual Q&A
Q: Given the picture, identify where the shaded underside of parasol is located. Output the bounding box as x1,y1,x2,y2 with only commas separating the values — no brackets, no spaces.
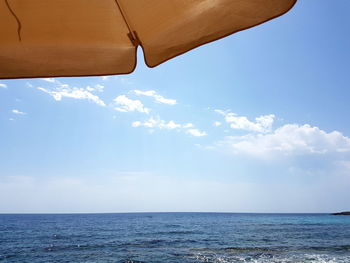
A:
0,0,297,79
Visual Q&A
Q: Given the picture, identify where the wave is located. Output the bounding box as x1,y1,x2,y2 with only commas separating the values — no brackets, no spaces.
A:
189,246,350,263
191,245,350,254
189,252,350,263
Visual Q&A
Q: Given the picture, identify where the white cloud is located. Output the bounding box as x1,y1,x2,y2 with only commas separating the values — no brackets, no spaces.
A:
101,76,110,81
86,84,104,93
132,117,206,137
164,121,182,129
113,95,149,114
217,124,350,158
215,109,275,133
213,121,222,127
183,123,194,129
0,83,7,89
38,86,106,107
12,109,26,115
186,129,207,137
132,117,181,129
134,90,177,105
120,78,134,86
41,78,57,83
131,121,142,127
214,109,227,115
36,79,106,106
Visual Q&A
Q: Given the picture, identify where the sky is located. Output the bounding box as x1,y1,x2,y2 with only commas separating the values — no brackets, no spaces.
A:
1,0,350,213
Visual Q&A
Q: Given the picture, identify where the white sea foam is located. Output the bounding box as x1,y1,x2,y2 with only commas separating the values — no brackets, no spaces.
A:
191,252,350,263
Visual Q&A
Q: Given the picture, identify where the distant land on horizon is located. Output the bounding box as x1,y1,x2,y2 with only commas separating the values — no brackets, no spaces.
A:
332,211,350,215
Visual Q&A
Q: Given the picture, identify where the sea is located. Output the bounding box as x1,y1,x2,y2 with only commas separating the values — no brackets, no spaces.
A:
0,213,349,263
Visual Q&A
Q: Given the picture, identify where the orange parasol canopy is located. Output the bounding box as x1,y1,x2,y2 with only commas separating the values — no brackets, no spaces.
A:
0,0,296,79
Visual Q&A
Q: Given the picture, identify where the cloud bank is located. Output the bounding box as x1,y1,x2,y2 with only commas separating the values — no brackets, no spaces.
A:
216,124,350,158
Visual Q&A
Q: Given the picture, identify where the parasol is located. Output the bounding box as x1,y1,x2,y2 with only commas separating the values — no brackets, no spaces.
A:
0,0,297,79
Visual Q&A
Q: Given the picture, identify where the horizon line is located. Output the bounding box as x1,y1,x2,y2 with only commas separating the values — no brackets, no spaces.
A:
0,211,340,215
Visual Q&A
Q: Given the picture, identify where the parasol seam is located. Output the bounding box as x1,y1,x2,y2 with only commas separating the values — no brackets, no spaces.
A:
114,0,140,46
4,0,22,41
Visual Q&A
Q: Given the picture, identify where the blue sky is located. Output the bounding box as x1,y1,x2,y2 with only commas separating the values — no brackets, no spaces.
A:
1,0,350,213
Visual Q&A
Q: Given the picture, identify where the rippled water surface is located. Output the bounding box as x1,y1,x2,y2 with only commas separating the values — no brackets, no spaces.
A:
1,213,350,262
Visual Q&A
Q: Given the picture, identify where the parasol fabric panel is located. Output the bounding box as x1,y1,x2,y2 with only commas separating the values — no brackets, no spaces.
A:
120,0,297,68
0,0,136,79
0,0,296,79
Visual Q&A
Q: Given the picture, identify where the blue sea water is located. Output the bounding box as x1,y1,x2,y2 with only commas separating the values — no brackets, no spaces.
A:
0,213,350,263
